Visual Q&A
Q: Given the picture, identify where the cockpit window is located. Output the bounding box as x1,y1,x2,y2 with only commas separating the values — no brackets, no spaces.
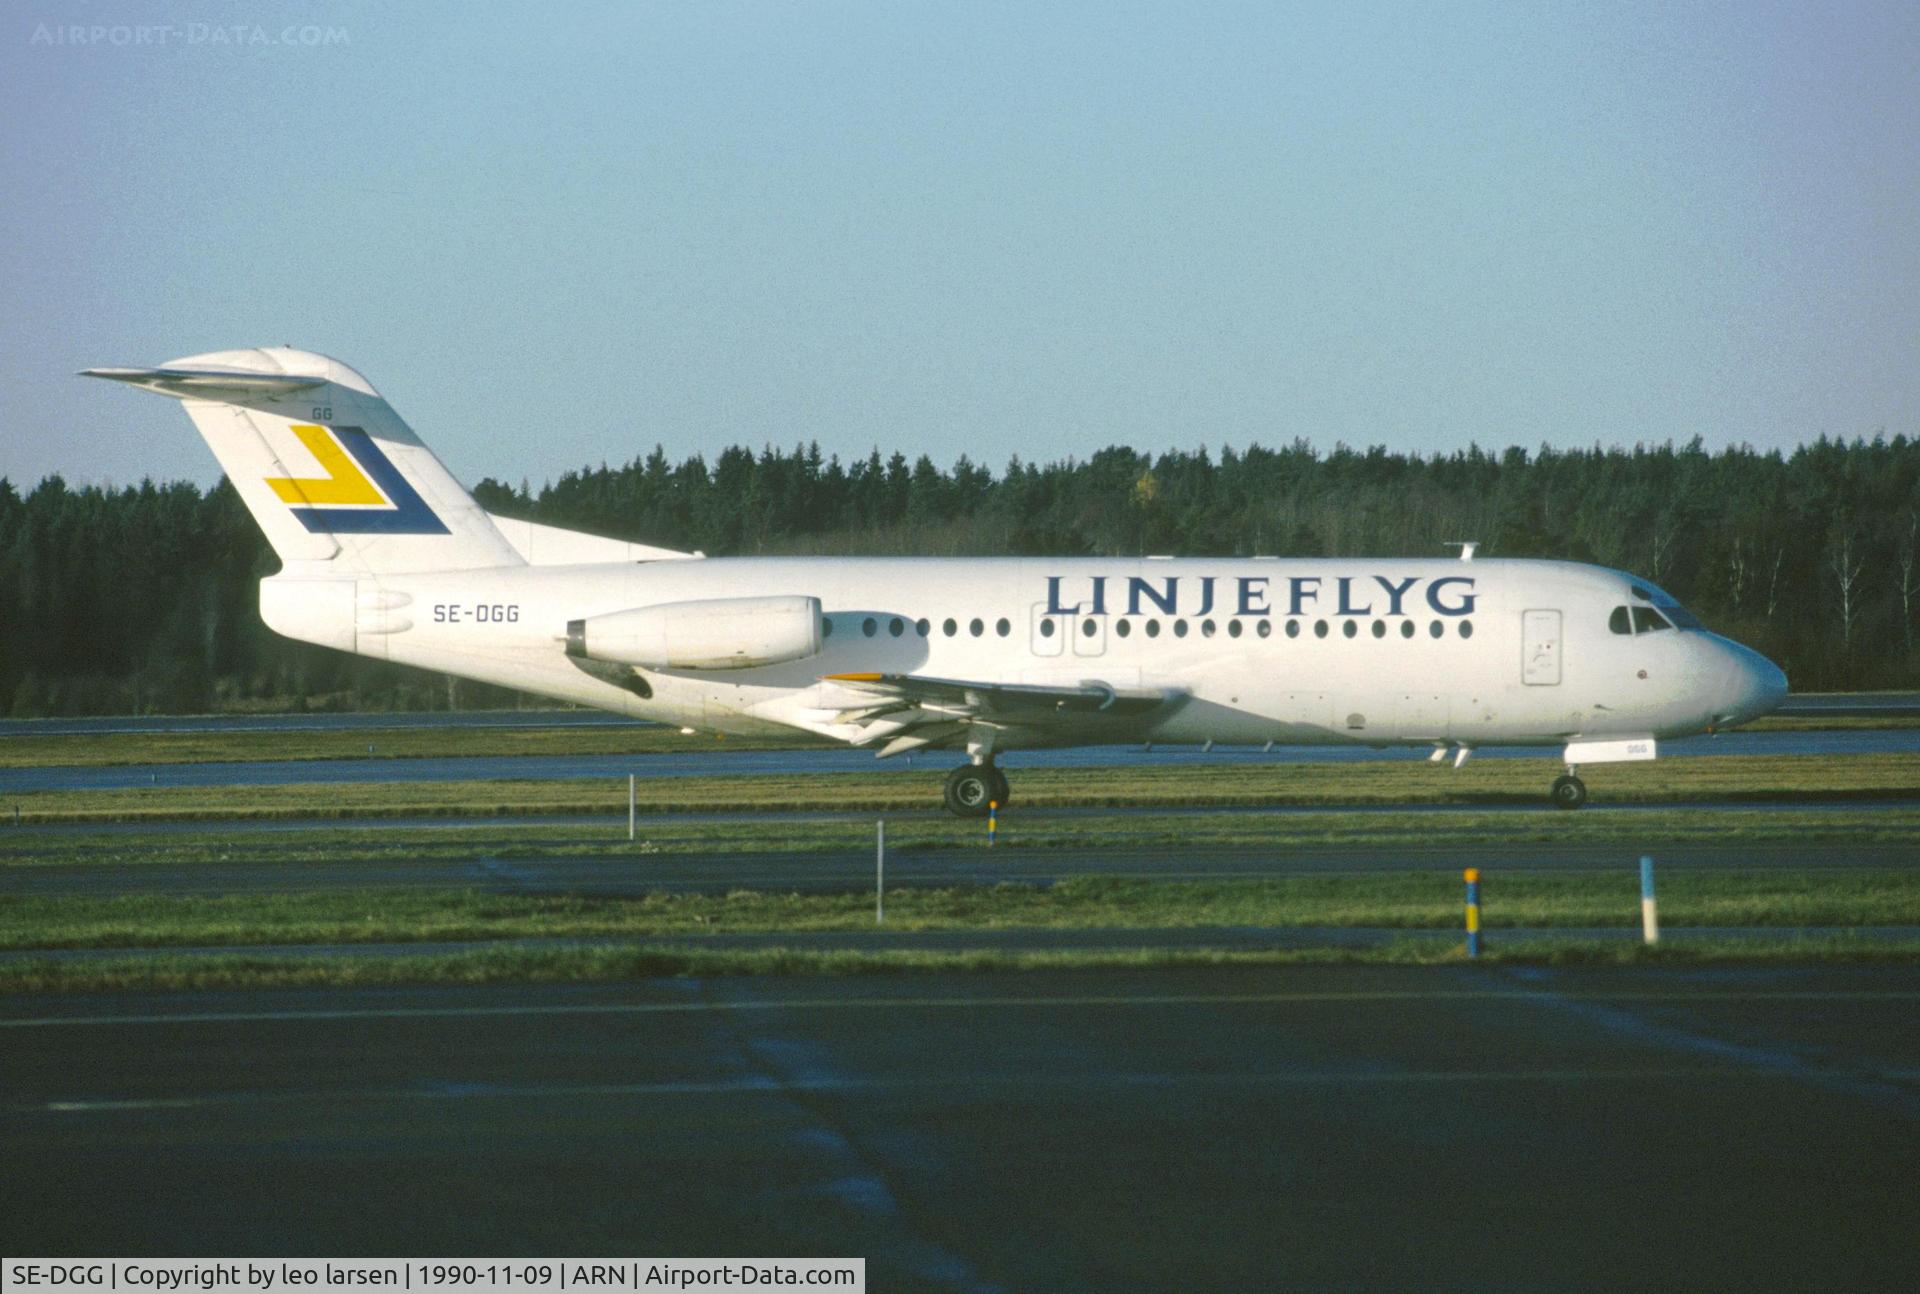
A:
1609,606,1632,635
1632,606,1672,633
1628,581,1703,630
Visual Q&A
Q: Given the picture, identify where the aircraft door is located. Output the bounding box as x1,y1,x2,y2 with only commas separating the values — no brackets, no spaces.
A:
1522,609,1562,686
1030,603,1065,657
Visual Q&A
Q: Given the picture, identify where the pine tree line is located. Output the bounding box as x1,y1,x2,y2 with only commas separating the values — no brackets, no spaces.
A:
3,434,1916,715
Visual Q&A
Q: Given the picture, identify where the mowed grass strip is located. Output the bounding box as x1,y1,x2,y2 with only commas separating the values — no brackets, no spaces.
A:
7,871,1919,951
1746,714,1920,732
6,807,1920,873
6,935,1920,994
6,752,1919,825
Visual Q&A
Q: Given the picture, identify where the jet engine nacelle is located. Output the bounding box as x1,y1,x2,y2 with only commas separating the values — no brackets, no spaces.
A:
565,595,822,671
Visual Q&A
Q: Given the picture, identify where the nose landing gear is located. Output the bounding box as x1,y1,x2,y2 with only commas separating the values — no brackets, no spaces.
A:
944,762,1010,817
1550,772,1589,810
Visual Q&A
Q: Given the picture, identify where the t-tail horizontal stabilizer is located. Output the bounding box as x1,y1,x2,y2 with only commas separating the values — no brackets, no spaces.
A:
81,366,329,398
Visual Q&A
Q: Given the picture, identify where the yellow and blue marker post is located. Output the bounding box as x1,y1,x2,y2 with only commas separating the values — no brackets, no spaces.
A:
1640,855,1659,945
1464,867,1483,958
987,800,998,846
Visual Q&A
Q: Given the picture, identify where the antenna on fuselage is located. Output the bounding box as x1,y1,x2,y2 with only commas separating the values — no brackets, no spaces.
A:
1444,541,1479,562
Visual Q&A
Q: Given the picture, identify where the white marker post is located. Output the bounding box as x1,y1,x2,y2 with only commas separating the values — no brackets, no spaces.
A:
876,819,886,925
628,774,636,841
1640,855,1659,945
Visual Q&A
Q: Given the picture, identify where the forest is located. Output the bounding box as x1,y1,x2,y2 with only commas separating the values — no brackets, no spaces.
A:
2,433,1916,716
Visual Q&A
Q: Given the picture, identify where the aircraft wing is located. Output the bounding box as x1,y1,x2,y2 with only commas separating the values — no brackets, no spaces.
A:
819,671,1177,757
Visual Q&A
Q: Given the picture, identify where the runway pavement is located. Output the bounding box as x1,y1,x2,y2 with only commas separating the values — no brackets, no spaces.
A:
4,727,1918,794
5,838,1913,899
4,965,1917,1287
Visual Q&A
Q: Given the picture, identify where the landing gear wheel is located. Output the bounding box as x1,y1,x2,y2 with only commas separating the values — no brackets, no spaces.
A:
1550,774,1589,811
944,764,997,817
986,766,1011,810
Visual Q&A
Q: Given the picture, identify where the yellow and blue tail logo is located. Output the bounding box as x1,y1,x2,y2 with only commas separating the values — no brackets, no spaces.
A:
266,424,449,535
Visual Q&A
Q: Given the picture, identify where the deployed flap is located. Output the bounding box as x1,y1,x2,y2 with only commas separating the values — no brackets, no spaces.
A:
818,671,1176,754
826,672,1169,716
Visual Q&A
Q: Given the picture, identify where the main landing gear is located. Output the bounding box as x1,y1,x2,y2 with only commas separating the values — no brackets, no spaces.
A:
944,761,1010,817
1550,772,1589,810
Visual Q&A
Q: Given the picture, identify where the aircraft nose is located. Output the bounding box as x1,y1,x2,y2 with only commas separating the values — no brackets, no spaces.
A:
1715,640,1788,726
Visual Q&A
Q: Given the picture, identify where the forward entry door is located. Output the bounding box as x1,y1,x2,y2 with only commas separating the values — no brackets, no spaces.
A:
1522,609,1562,685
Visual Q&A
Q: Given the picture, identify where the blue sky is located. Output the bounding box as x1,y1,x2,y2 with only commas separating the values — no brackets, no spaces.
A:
4,1,1916,491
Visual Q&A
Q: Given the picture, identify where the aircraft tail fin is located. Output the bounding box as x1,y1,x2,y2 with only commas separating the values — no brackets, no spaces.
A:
83,348,523,574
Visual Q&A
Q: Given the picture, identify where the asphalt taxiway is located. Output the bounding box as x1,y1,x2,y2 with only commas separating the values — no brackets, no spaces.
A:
5,965,1917,1288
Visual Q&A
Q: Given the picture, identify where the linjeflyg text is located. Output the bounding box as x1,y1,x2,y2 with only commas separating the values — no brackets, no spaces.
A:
1044,574,1477,618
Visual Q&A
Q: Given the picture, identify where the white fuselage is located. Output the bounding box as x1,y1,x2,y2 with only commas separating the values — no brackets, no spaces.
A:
267,555,1786,753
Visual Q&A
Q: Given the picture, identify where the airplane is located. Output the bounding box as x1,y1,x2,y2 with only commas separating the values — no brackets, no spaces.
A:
85,347,1789,815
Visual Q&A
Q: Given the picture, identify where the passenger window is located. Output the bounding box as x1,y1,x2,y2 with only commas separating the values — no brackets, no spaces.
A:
1116,619,1132,638
1632,606,1672,633
1174,620,1190,638
1399,621,1414,639
915,618,929,637
1371,620,1386,639
1081,619,1096,637
1314,620,1329,638
1229,620,1243,639
969,618,984,637
1146,619,1162,638
1286,620,1300,638
943,618,957,637
823,618,834,638
1201,619,1216,637
1609,606,1632,635
1459,620,1474,639
1257,620,1271,638
862,617,877,637
1342,621,1358,639
1428,621,1443,639
1039,618,1055,638
889,617,904,637
996,617,1011,637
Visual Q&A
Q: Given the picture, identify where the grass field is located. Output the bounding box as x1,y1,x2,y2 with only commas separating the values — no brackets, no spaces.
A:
7,870,1918,951
5,751,1918,825
5,803,1920,872
4,727,1916,991
5,852,1919,990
